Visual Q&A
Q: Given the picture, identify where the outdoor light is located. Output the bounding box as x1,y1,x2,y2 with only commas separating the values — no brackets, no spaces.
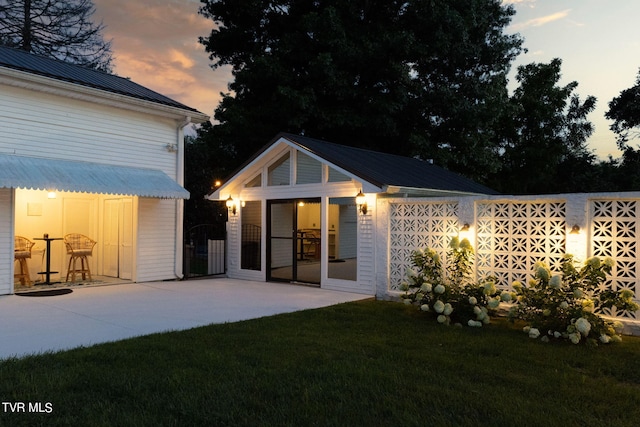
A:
226,195,236,215
356,190,367,215
214,180,222,188
460,223,470,232
47,190,56,199
570,225,580,234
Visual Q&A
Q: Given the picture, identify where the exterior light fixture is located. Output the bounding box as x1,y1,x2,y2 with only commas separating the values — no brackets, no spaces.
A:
226,195,236,215
355,190,367,215
460,223,470,232
47,190,56,199
570,225,580,234
214,180,222,188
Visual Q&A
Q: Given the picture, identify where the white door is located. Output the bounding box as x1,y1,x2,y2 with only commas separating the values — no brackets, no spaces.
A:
103,198,134,279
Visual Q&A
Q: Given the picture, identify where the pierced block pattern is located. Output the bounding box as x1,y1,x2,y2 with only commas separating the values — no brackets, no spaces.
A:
591,200,640,319
476,201,566,289
389,202,458,290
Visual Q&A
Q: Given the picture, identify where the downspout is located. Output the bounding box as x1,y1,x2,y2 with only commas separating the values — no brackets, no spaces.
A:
175,116,191,279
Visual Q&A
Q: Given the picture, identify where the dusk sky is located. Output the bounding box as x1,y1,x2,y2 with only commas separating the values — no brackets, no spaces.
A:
93,0,640,159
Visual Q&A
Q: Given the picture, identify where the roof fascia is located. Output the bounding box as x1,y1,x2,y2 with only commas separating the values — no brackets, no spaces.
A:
381,185,493,198
0,66,210,123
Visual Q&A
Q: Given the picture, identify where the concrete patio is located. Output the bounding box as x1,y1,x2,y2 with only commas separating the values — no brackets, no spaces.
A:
0,278,372,360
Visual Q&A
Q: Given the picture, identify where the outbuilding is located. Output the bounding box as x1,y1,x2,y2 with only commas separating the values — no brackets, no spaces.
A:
0,46,209,294
208,133,497,295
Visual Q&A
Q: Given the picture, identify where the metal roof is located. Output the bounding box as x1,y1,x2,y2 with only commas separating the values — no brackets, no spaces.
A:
276,133,499,195
0,45,204,115
0,154,189,199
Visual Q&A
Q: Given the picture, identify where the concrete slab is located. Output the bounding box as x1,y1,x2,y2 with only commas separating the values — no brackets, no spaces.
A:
0,278,372,360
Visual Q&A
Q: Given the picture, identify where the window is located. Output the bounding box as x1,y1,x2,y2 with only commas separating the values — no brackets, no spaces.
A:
267,153,290,186
246,174,262,188
296,152,322,184
241,201,262,270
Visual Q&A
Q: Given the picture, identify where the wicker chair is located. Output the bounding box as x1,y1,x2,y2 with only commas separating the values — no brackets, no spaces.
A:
64,233,97,282
14,236,35,287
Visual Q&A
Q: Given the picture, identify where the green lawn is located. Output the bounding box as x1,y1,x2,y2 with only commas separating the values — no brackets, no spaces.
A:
1,300,639,426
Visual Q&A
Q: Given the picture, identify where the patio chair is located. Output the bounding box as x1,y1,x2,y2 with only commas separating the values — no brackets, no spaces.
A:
64,233,97,282
14,236,35,287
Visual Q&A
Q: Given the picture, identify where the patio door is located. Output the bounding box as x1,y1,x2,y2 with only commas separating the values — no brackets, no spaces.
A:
267,198,321,284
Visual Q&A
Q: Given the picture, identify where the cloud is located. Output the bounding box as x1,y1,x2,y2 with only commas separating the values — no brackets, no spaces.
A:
502,0,536,5
510,9,571,31
92,0,230,119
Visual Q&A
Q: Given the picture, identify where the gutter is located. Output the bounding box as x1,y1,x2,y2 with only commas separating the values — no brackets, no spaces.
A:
175,116,191,279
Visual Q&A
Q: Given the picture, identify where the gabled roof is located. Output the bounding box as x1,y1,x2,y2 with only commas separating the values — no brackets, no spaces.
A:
0,45,206,117
279,133,498,195
217,132,498,197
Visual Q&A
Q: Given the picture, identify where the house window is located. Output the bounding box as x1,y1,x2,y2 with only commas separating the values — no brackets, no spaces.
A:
328,166,351,182
241,201,262,270
328,197,357,281
246,174,262,188
268,153,290,186
296,152,322,184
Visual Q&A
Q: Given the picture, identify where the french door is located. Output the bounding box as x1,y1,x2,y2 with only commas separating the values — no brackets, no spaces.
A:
267,198,321,284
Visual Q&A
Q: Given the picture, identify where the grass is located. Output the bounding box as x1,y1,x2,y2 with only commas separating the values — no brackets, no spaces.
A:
1,300,639,426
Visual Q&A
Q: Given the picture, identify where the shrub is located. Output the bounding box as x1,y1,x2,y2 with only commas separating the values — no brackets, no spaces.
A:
401,237,502,326
509,255,639,345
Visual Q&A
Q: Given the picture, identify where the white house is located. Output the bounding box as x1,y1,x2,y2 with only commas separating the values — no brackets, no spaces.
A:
0,45,209,295
208,132,497,295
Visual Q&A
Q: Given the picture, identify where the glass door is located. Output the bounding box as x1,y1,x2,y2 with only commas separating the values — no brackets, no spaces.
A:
267,199,321,284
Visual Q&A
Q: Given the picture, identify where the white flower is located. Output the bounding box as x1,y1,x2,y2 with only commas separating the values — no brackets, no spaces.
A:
406,267,418,278
443,303,453,316
611,335,623,343
437,314,447,323
613,321,624,333
468,296,478,305
434,300,445,313
403,298,412,305
549,275,562,289
420,304,430,312
573,288,583,298
500,291,512,302
599,334,611,344
512,281,523,292
582,299,595,313
473,306,482,315
604,257,614,267
575,317,591,336
541,336,550,343
553,331,562,338
560,301,569,309
468,320,482,327
528,328,540,339
569,332,581,344
488,298,500,309
523,326,531,333
420,283,432,293
434,284,445,294
483,281,497,295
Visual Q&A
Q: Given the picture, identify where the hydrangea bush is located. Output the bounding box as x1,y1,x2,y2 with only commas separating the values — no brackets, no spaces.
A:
400,237,504,327
509,255,639,345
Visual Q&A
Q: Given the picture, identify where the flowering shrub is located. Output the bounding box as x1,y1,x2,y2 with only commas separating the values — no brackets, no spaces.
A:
509,255,639,345
400,237,502,326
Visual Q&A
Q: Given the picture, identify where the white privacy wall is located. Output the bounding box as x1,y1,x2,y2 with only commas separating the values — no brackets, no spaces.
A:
383,193,640,322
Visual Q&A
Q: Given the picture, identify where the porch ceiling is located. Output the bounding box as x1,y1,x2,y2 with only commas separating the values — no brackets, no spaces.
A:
0,154,189,199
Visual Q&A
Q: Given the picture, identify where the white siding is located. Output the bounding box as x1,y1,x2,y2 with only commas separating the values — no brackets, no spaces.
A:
135,197,178,282
0,188,13,294
0,84,178,176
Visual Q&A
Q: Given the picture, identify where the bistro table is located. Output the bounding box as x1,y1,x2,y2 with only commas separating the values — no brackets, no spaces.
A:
33,236,63,285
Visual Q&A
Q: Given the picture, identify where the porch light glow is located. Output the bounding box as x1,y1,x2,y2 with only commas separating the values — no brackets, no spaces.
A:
226,195,236,215
459,223,471,242
47,190,56,199
356,190,367,215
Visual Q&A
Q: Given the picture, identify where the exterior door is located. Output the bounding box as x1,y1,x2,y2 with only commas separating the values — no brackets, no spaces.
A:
103,198,133,279
267,198,321,284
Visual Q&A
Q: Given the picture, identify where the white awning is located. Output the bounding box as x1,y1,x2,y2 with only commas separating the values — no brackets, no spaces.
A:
0,154,189,199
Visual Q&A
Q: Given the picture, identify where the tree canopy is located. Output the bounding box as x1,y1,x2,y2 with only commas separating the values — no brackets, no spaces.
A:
606,69,640,150
0,0,113,72
198,0,523,181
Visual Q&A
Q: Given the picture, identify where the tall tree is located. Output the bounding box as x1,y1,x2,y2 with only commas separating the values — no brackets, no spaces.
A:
0,0,113,72
606,69,640,150
198,0,523,179
490,58,597,194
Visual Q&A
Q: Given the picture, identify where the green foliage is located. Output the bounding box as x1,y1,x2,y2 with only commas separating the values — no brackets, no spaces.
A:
606,68,640,149
509,255,639,345
401,237,502,326
198,0,524,179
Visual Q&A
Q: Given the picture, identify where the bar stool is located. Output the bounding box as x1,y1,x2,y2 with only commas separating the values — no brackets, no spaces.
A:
14,236,35,287
64,233,97,282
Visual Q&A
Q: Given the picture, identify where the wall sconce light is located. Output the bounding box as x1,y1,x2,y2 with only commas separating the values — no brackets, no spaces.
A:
226,195,236,215
47,190,57,199
570,225,580,234
165,143,178,153
355,190,367,215
460,223,470,232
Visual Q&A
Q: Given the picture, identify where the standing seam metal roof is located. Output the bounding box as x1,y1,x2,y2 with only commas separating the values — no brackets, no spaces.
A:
0,45,201,113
